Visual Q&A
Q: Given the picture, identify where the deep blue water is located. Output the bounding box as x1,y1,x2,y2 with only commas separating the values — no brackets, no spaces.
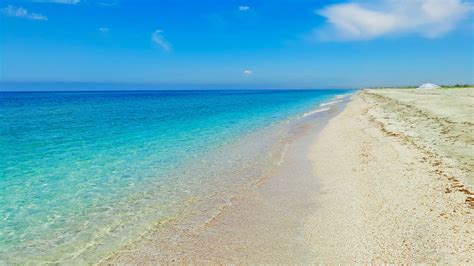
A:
0,89,351,263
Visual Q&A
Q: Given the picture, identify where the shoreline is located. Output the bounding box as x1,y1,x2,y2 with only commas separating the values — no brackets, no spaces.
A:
1,90,352,264
102,94,352,264
105,88,473,263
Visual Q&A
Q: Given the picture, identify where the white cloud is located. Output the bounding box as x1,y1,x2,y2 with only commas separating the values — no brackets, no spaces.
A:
151,30,172,52
32,0,80,4
1,5,47,20
243,69,253,75
97,1,117,7
99,27,109,33
239,5,250,11
316,0,473,40
55,0,80,3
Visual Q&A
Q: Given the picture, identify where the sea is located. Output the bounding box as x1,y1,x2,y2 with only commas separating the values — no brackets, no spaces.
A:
0,86,353,263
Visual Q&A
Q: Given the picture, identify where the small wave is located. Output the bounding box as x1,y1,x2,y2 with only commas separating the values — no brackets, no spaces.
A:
319,100,343,107
335,94,351,99
302,107,330,117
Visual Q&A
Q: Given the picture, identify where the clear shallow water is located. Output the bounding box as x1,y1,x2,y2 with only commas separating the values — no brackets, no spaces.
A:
0,89,351,263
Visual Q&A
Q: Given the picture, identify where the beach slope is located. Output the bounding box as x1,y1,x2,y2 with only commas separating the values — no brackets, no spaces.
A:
306,88,474,263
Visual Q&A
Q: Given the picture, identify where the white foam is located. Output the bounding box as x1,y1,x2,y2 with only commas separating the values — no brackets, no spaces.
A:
319,100,343,107
335,94,350,99
302,107,330,117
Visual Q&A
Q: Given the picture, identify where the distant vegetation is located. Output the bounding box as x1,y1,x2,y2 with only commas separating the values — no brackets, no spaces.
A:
441,84,474,88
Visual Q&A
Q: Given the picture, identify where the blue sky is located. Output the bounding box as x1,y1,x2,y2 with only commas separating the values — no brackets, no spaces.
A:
1,0,473,88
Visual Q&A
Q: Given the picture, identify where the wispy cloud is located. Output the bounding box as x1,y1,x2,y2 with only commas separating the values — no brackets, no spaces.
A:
1,5,47,20
239,5,250,11
99,27,109,33
97,1,117,7
243,69,253,75
32,0,80,4
315,0,473,41
32,0,115,6
151,29,171,52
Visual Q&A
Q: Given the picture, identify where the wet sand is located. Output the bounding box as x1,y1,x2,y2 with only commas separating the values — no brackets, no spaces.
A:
103,97,350,264
306,88,473,263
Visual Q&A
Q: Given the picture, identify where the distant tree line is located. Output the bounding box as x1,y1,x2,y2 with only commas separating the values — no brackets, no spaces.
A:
441,84,474,88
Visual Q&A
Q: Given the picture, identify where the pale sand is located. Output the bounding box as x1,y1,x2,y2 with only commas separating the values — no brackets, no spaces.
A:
306,89,474,263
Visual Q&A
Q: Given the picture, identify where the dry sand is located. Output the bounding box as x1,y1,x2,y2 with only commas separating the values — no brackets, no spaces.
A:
306,88,474,263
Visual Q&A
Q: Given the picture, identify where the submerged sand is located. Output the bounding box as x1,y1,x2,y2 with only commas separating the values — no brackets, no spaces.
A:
104,88,473,264
306,88,473,263
103,99,348,264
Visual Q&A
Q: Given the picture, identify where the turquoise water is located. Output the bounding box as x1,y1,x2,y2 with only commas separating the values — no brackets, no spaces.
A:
0,89,351,263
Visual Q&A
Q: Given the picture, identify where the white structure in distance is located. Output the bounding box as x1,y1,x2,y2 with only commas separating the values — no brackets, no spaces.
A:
417,83,441,90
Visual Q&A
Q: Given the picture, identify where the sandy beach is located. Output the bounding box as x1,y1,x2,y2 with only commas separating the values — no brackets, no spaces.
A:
306,88,474,263
105,88,473,264
4,0,473,263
